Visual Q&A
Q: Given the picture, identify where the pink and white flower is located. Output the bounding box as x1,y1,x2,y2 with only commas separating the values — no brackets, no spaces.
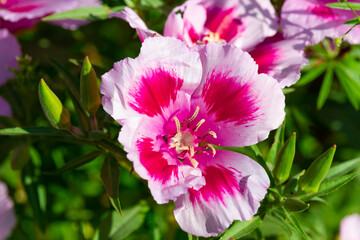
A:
281,0,360,45
0,0,101,32
0,181,16,240
101,37,285,236
340,214,360,240
112,2,307,88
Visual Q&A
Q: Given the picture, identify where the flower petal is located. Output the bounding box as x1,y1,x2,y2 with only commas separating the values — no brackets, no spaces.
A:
111,7,158,42
249,33,308,88
164,0,278,49
340,214,360,240
192,43,285,147
174,150,269,237
101,37,202,122
281,0,360,45
0,181,16,240
0,96,12,117
0,29,20,85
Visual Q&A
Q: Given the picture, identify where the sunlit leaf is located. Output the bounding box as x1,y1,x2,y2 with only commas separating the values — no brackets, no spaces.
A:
0,127,66,136
326,157,360,179
296,64,327,87
221,216,262,240
43,6,113,21
326,2,360,10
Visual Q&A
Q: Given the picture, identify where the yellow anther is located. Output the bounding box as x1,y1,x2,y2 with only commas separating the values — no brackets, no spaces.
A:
203,131,217,139
189,157,199,168
206,144,216,157
184,106,200,123
194,119,205,132
173,116,181,133
189,146,195,157
203,32,226,43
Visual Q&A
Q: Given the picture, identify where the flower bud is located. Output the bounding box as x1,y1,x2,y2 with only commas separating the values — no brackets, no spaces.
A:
38,78,71,130
299,145,336,193
80,56,101,116
273,132,296,184
334,38,342,45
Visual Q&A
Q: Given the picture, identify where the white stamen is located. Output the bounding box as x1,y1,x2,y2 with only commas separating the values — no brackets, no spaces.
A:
173,116,181,133
189,157,199,168
184,106,200,123
206,144,216,157
193,119,205,132
203,131,217,139
189,146,195,157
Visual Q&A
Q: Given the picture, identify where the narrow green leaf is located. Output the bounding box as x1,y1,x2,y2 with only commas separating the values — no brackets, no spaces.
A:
215,145,258,162
281,207,309,239
299,145,336,193
296,64,327,87
109,201,150,240
67,88,89,132
11,144,30,170
317,67,333,109
284,198,309,213
273,132,296,184
80,56,101,116
326,157,360,179
266,122,285,169
43,6,111,21
300,172,359,201
326,2,360,10
221,216,262,240
22,164,46,232
335,66,360,110
0,127,66,136
344,17,359,25
101,155,122,215
44,151,101,175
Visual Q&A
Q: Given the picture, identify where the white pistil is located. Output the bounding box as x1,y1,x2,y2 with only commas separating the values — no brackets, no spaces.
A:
206,144,216,157
193,119,205,132
203,130,217,139
173,116,181,133
184,106,200,123
189,146,195,157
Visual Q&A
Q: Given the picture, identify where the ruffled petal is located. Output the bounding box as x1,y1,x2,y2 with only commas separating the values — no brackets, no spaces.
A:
0,181,16,240
100,37,202,122
111,7,158,42
174,150,269,237
281,0,360,45
249,33,308,88
0,29,20,85
164,0,278,49
191,43,285,147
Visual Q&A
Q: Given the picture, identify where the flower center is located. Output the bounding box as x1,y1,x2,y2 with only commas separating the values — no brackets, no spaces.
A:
0,0,7,5
202,32,226,44
168,106,217,168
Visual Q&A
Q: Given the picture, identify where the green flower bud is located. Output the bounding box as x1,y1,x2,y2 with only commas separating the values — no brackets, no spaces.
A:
334,38,342,45
299,145,336,193
38,79,71,130
80,56,101,116
273,132,296,184
284,197,309,212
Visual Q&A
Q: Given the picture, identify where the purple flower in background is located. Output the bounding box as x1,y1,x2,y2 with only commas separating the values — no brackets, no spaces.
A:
0,28,20,117
0,0,101,32
0,181,16,240
281,0,360,46
113,1,307,88
101,37,285,236
340,214,360,240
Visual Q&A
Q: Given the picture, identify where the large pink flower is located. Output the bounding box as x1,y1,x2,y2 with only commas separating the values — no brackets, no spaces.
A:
0,181,16,240
101,37,285,237
340,214,360,240
0,0,101,32
281,0,360,45
112,2,307,88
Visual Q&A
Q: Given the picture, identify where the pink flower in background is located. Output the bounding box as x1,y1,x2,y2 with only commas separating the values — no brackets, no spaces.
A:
281,0,360,46
101,37,285,236
0,181,16,240
340,214,360,240
0,0,101,32
0,28,20,117
113,2,307,88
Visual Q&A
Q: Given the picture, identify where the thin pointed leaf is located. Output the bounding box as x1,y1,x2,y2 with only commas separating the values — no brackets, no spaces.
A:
281,207,309,239
335,65,360,109
44,151,101,175
300,172,359,201
284,198,309,213
266,122,285,169
221,216,262,240
344,17,359,25
109,201,150,240
296,64,327,87
43,6,112,21
67,88,89,132
0,127,67,136
101,155,122,215
326,2,360,10
317,67,333,109
326,157,360,179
